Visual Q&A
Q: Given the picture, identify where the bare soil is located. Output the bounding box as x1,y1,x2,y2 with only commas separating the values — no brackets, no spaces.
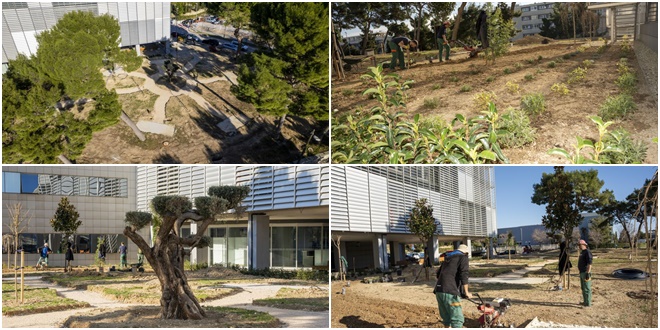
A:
62,306,282,328
332,41,657,164
331,249,657,328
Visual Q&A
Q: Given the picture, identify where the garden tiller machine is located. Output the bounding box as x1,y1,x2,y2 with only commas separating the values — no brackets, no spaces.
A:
467,293,513,328
453,39,481,58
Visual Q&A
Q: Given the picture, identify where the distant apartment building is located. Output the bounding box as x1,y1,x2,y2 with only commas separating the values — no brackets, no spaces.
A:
512,2,607,40
2,2,171,71
497,213,610,246
2,165,329,270
331,166,497,271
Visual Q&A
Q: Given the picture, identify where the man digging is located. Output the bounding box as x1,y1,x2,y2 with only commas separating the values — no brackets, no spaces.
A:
387,36,418,70
433,244,472,328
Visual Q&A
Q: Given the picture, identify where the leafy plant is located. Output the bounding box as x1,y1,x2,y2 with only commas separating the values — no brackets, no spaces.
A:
485,76,495,83
524,74,534,81
617,58,630,75
620,35,632,55
450,76,459,82
547,61,556,68
616,72,636,95
562,54,571,60
432,84,442,90
547,116,622,164
598,94,636,121
582,59,595,68
551,83,569,96
520,93,546,116
514,62,523,70
556,58,565,64
503,68,512,74
499,108,536,148
538,55,543,61
505,81,520,94
460,84,472,93
600,128,647,164
567,67,588,84
342,89,355,97
576,46,587,53
526,58,536,65
331,66,509,164
473,91,497,111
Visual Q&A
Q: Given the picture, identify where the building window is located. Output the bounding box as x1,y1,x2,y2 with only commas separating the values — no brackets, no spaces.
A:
648,2,657,22
523,25,534,30
2,172,128,197
521,16,531,21
12,233,127,254
538,14,549,19
271,225,329,268
535,23,543,28
522,7,530,12
523,33,536,37
227,227,248,267
272,226,297,267
209,228,227,265
538,5,548,10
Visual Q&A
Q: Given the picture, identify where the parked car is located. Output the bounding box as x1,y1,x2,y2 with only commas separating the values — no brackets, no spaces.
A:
186,34,202,44
202,38,220,46
222,42,238,51
229,40,248,51
181,19,193,26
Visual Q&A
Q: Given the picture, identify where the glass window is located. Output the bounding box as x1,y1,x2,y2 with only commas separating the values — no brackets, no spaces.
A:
297,226,322,267
228,227,247,267
209,227,227,265
181,228,191,238
272,227,296,267
20,173,39,193
61,176,74,195
522,7,530,12
3,172,21,193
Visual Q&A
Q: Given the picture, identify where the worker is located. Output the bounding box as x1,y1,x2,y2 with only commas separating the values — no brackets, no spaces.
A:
476,10,489,49
577,239,593,307
433,244,472,328
387,36,418,70
437,21,451,62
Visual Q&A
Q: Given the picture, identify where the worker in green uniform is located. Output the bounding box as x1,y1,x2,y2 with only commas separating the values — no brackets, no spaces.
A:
433,244,472,328
437,21,451,62
387,36,418,70
578,239,593,307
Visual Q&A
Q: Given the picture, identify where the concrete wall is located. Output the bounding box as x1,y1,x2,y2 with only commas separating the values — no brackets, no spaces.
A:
639,21,657,52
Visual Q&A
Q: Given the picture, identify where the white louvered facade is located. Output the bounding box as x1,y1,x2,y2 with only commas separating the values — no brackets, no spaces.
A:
136,166,329,213
331,166,496,238
2,2,170,65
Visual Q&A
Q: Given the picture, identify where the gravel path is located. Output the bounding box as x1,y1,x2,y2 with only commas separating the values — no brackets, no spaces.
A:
203,283,330,328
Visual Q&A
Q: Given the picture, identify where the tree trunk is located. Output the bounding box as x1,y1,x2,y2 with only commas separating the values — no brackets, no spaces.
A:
361,23,370,55
14,249,18,300
277,114,287,136
233,28,242,57
120,111,146,141
452,3,467,42
511,3,516,15
572,5,577,43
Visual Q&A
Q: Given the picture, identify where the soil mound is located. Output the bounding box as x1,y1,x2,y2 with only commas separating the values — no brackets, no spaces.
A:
513,34,554,46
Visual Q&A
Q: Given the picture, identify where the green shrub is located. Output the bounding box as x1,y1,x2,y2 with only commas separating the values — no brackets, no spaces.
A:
342,89,355,97
620,35,632,55
450,76,459,82
423,97,440,109
567,67,588,84
526,58,536,65
486,76,495,83
505,81,520,94
460,84,472,93
514,62,523,70
562,54,571,60
473,91,497,111
598,94,636,121
503,67,512,74
547,61,556,68
556,58,565,64
499,108,536,148
520,93,546,116
582,59,595,68
524,74,534,81
537,55,543,61
617,58,630,74
184,260,209,271
576,46,587,53
600,128,647,164
432,84,442,90
616,72,636,95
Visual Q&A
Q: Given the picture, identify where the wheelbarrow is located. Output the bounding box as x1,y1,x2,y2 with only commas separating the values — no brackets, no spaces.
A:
342,55,376,71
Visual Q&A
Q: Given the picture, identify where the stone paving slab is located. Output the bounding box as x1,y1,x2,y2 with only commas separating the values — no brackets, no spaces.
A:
136,121,175,136
216,115,245,133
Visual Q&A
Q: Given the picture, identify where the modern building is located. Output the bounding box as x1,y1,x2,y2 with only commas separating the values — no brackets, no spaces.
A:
513,2,555,40
588,2,657,50
2,2,171,71
331,166,497,271
2,166,139,267
2,165,329,270
497,213,609,246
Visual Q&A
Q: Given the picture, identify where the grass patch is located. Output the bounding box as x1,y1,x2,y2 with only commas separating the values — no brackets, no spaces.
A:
599,94,636,121
423,97,440,109
485,76,495,83
342,89,356,97
459,84,472,93
520,93,546,116
503,67,512,75
432,83,442,90
547,61,556,68
207,306,281,327
450,76,459,83
2,283,89,316
524,74,534,81
252,287,328,311
118,90,160,120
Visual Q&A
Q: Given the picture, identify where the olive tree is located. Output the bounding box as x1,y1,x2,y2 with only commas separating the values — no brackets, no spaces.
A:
123,185,250,320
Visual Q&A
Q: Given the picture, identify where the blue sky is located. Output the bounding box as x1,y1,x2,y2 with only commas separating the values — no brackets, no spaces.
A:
494,166,658,229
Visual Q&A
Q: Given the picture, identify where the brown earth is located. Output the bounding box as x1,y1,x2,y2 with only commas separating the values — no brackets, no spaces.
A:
62,306,282,328
331,249,657,328
332,41,657,164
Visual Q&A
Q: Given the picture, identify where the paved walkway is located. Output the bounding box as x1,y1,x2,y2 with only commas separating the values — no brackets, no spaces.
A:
469,260,555,285
2,277,329,328
204,283,329,328
109,44,241,135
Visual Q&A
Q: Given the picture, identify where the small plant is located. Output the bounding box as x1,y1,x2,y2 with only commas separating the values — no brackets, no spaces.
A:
342,89,355,97
526,58,536,65
576,46,587,53
460,84,472,93
524,74,534,81
617,58,630,74
505,81,520,94
499,108,536,148
514,62,523,71
535,69,545,75
582,59,595,68
537,55,543,61
567,67,588,84
562,54,571,60
547,61,556,68
503,67,512,74
551,83,569,96
548,116,622,164
473,91,497,111
423,97,440,109
616,72,636,95
520,93,546,116
556,58,565,64
450,76,459,82
486,76,495,83
600,128,647,164
620,35,632,54
598,94,636,121
432,84,442,90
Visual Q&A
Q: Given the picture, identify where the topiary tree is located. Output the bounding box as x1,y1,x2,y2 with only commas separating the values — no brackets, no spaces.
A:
123,185,250,320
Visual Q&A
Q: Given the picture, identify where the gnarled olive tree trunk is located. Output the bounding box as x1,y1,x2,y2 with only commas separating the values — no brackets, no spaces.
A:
124,186,250,320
